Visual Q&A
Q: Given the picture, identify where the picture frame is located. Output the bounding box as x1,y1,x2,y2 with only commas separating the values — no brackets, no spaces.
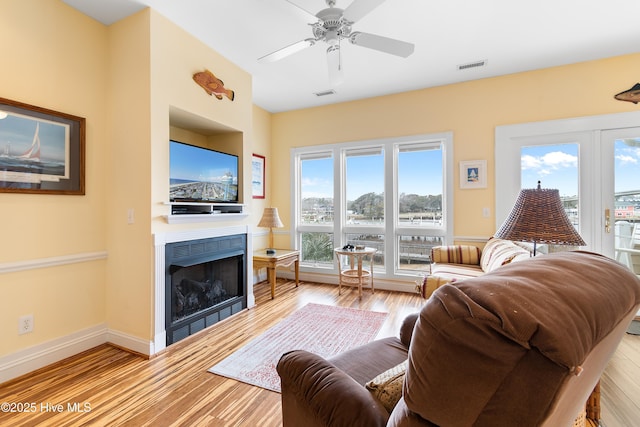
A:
459,160,487,189
252,153,265,199
0,97,85,195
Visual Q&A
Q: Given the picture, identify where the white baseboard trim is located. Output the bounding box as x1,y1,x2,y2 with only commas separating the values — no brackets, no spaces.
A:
0,324,153,384
107,329,153,356
0,324,107,384
278,271,418,294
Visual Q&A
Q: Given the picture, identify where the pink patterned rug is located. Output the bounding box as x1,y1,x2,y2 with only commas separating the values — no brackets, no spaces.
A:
208,303,388,392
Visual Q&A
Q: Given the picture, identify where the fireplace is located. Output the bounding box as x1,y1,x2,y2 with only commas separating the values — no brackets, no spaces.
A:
165,234,247,345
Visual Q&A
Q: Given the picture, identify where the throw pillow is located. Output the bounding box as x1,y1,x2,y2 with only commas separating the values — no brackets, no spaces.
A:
366,361,407,413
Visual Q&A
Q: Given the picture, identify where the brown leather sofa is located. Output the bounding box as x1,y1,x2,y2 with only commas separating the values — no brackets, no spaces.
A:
277,251,640,427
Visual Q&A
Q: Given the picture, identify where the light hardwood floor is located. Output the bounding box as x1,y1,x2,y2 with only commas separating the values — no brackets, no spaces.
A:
0,280,638,426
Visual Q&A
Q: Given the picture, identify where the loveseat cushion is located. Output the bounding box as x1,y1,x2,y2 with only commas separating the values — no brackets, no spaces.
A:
479,237,531,272
404,251,640,427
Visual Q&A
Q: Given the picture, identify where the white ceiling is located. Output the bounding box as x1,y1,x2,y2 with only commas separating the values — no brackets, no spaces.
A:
63,0,640,113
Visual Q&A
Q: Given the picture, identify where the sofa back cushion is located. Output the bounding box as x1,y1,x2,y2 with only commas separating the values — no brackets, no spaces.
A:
403,251,640,427
480,237,531,272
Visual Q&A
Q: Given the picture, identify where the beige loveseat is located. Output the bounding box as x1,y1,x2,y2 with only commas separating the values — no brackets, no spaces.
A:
277,252,640,427
418,238,531,298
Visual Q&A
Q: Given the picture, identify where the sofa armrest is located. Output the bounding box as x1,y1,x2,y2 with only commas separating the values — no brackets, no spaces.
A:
399,313,419,347
277,350,388,427
416,275,454,299
430,245,481,266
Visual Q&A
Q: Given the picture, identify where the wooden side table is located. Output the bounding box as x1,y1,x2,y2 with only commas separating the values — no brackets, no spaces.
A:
334,247,376,299
253,249,300,299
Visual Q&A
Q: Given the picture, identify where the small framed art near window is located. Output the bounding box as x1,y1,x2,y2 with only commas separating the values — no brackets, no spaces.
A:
252,153,265,199
459,160,487,189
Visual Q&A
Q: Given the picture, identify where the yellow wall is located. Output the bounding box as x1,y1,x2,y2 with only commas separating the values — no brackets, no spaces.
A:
271,53,640,241
0,0,109,355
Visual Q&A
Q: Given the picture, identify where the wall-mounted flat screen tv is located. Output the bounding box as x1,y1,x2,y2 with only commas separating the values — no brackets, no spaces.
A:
169,140,239,203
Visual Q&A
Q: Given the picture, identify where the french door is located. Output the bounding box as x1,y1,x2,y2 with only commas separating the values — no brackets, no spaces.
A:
496,112,640,274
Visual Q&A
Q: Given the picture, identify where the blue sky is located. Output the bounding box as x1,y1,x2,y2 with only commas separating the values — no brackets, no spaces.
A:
522,141,640,196
301,149,443,200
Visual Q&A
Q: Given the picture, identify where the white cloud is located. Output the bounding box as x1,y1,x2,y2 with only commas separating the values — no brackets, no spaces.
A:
521,151,577,171
616,154,638,165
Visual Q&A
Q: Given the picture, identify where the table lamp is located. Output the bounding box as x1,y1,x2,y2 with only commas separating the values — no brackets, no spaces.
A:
258,207,284,255
494,181,585,256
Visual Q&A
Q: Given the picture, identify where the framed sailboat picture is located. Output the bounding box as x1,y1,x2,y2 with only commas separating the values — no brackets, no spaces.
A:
459,160,487,189
0,97,85,195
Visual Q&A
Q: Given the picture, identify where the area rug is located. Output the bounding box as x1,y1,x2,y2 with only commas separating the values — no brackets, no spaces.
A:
208,303,388,392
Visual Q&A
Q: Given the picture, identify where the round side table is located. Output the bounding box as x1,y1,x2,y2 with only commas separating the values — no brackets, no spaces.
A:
334,247,377,299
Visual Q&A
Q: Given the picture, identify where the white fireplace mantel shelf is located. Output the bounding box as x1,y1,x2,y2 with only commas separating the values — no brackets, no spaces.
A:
163,212,249,224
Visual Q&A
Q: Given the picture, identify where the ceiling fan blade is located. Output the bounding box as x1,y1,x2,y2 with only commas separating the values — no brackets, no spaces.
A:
258,39,316,63
327,45,344,86
343,0,386,23
285,0,320,21
349,32,414,57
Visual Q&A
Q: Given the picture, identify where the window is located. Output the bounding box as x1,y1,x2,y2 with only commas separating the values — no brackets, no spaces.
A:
292,133,453,282
396,143,446,272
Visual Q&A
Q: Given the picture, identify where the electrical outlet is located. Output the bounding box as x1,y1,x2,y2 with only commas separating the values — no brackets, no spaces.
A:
18,314,34,335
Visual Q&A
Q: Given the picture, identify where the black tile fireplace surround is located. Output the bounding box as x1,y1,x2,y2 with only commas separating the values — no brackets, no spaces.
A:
165,234,247,345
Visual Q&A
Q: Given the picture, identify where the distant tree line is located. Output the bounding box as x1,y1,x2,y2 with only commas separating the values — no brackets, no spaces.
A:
302,193,442,218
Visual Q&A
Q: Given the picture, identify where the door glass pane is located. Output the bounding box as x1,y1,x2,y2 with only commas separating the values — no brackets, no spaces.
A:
345,148,384,224
300,155,333,224
520,143,580,230
397,144,443,227
613,137,640,274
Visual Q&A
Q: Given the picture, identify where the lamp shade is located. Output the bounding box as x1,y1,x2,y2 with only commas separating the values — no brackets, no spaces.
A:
258,207,284,229
494,182,585,249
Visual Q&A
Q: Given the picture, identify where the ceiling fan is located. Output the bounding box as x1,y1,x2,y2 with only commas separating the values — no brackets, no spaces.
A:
258,0,415,85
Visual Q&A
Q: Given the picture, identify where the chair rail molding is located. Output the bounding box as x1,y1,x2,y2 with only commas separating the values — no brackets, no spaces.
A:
0,251,108,274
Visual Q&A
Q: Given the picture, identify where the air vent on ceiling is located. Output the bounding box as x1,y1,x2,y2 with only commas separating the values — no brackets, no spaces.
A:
457,59,487,71
314,89,336,97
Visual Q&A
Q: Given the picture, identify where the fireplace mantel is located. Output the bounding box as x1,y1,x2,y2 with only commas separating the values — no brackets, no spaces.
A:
153,225,253,354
